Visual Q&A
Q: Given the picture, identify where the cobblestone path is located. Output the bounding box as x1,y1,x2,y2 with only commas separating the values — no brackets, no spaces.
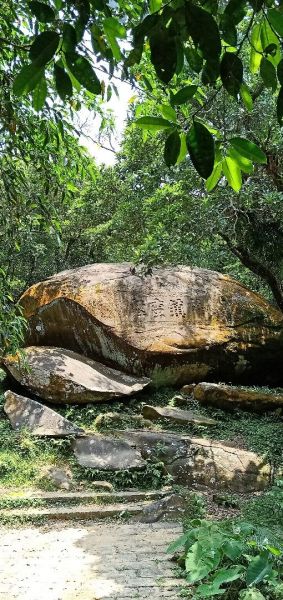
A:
0,522,182,600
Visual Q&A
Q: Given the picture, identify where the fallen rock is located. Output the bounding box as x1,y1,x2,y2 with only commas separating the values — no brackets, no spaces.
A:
139,494,187,523
181,384,196,396
4,347,150,405
4,390,83,436
91,481,114,492
20,263,283,385
72,434,146,470
112,430,272,492
43,467,73,490
194,382,283,412
142,404,216,426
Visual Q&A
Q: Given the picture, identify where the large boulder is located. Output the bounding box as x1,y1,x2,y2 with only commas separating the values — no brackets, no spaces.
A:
19,263,283,385
3,346,150,405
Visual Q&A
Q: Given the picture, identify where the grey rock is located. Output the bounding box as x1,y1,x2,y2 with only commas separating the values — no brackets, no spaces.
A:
91,481,115,492
142,404,216,426
4,346,150,405
140,494,187,523
4,390,84,436
111,430,272,492
45,467,73,490
72,434,146,470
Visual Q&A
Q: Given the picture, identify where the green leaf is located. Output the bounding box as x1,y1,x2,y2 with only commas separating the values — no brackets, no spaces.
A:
29,31,60,67
185,541,221,583
54,64,73,100
205,162,222,192
228,147,253,173
103,16,126,60
277,60,283,85
171,85,198,106
230,137,267,163
167,531,192,554
104,16,126,39
246,554,272,586
222,157,242,192
149,0,162,12
213,566,244,586
186,122,215,179
220,52,243,97
164,130,181,167
150,30,177,83
13,63,44,97
135,116,175,131
224,0,246,25
222,539,244,560
260,21,281,68
66,52,101,94
267,9,283,38
32,75,47,110
160,105,177,122
176,133,187,164
29,1,55,22
62,24,77,53
196,582,226,597
250,24,262,73
185,4,221,60
277,86,283,127
260,57,277,90
240,83,253,111
202,58,220,85
266,545,282,556
184,48,203,73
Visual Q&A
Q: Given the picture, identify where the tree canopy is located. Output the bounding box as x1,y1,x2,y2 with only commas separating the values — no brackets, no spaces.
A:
2,0,283,189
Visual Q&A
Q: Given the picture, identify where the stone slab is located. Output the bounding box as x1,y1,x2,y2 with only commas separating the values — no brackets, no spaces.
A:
4,390,83,436
72,434,146,470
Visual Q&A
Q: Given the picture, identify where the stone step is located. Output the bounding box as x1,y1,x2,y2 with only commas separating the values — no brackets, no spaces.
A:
0,501,151,523
1,488,172,506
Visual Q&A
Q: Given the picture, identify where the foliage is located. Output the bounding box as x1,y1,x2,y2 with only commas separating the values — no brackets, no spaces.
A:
1,1,283,188
0,270,27,357
167,518,283,599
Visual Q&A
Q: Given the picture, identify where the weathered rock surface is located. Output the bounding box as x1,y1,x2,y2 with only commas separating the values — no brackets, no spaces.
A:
4,347,150,405
19,263,283,385
139,494,188,523
112,430,272,492
142,404,216,426
43,467,73,490
194,382,283,412
4,390,83,436
72,434,146,470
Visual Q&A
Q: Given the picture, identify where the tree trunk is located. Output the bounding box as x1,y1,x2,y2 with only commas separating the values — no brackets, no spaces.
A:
220,233,283,313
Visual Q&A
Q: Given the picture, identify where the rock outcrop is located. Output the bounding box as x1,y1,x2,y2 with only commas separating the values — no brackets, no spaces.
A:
3,347,150,405
19,263,283,385
193,382,283,412
112,430,272,492
4,390,84,436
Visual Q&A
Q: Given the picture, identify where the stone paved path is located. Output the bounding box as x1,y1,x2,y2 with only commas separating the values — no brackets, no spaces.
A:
0,522,182,600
